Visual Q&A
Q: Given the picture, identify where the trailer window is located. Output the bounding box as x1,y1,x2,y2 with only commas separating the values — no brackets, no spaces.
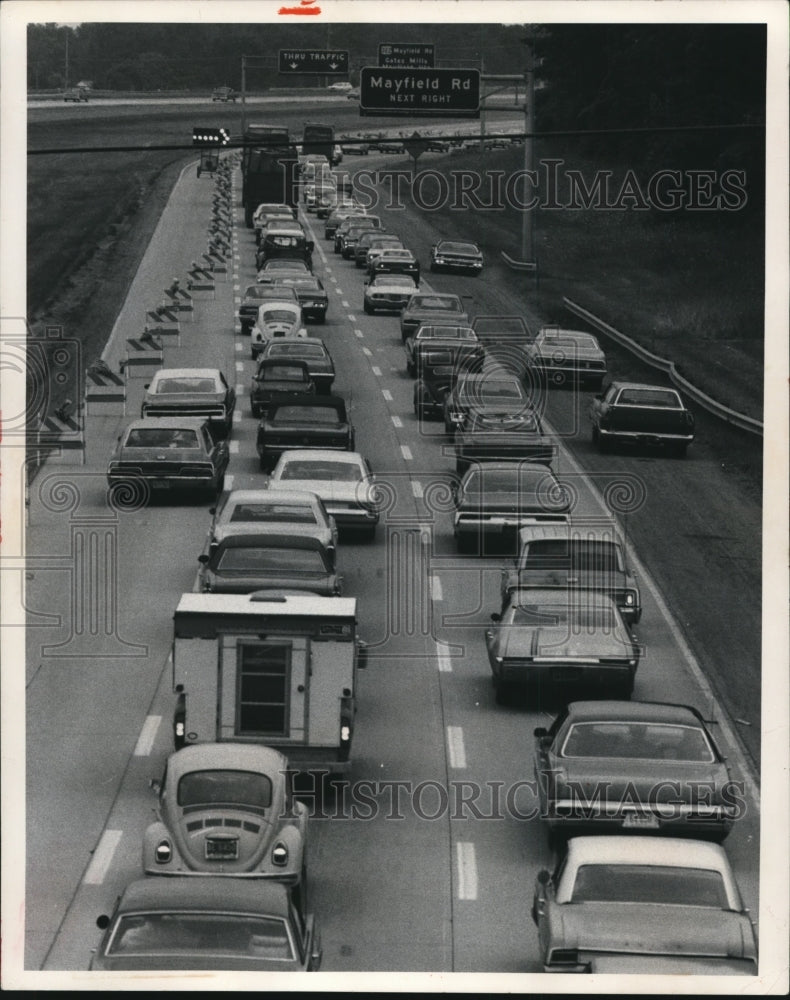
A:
237,643,290,737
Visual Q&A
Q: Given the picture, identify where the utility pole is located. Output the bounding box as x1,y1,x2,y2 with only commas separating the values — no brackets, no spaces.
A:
521,30,536,268
64,29,69,90
241,55,247,135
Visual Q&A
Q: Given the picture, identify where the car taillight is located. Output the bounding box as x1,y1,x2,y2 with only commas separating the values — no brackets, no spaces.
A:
155,839,172,864
272,843,288,866
340,725,351,742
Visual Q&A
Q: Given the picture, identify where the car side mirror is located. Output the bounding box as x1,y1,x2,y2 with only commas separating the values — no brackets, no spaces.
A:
594,393,603,400
208,506,216,515
490,612,501,623
307,241,314,252
144,383,150,389
537,869,551,886
96,914,111,930
198,554,209,564
534,727,548,739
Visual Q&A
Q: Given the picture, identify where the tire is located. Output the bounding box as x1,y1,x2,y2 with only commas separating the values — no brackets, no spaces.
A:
363,302,372,314
215,472,225,496
671,442,688,458
315,313,326,324
259,454,269,472
406,359,415,377
494,676,511,706
591,425,599,445
456,459,469,476
362,523,377,542
430,262,437,272
455,533,477,555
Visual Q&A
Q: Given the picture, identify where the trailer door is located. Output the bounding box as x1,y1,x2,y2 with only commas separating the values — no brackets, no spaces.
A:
218,636,307,744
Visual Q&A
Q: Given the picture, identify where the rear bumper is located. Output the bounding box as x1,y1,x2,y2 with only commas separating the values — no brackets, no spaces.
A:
495,661,635,687
599,427,695,444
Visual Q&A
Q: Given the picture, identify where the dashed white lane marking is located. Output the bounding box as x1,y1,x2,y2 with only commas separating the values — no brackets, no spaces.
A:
347,313,357,322
233,410,241,423
446,726,467,769
235,384,245,394
230,440,240,453
342,300,350,308
372,366,382,376
400,445,413,461
391,415,403,428
383,390,394,402
235,342,242,352
436,641,452,672
235,360,244,372
133,715,162,757
456,842,478,900
83,830,123,885
430,573,443,601
225,474,234,490
362,347,373,357
355,329,364,339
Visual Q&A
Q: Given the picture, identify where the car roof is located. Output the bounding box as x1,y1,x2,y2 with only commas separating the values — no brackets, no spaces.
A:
263,336,329,350
564,700,704,726
607,380,682,393
463,460,557,476
116,876,291,916
166,742,289,778
150,368,221,380
565,835,731,872
277,449,365,464
222,488,321,506
126,416,210,430
517,522,625,544
268,392,345,410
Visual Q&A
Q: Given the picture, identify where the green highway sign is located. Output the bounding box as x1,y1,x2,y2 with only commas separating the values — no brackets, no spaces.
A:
360,67,480,118
279,49,349,74
378,43,435,68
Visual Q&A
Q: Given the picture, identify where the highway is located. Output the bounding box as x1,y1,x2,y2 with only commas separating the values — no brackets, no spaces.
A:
21,151,761,983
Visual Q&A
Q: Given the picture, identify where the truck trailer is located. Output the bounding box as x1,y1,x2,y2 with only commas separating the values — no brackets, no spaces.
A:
171,593,366,775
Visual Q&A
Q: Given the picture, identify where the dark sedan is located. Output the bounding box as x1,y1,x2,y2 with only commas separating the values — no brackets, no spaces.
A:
92,877,321,971
257,338,335,395
430,240,484,274
270,275,329,323
256,394,355,471
526,327,607,391
367,248,420,282
197,531,341,595
400,292,469,342
533,700,738,841
452,461,571,552
239,284,280,334
454,408,557,474
485,587,640,704
250,359,315,419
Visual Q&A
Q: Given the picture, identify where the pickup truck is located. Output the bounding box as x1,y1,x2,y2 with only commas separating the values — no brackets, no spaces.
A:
589,381,695,456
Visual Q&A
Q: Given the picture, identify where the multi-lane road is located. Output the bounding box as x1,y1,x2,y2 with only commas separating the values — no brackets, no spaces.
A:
19,150,764,982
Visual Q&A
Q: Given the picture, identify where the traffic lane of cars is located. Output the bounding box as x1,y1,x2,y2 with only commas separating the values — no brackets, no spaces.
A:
308,224,761,945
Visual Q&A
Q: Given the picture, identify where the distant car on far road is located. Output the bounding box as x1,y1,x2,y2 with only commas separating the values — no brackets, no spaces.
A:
526,327,607,391
589,381,695,456
211,86,238,102
328,81,354,91
63,86,89,102
430,240,484,274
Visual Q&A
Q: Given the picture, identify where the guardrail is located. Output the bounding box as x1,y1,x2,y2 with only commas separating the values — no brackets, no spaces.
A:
562,296,763,437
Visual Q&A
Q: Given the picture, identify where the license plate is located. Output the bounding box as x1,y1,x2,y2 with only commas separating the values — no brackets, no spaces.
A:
622,814,659,829
205,837,238,859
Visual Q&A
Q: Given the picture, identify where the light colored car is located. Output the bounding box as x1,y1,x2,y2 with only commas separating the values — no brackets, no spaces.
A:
485,587,640,703
269,449,379,540
328,81,354,91
141,367,236,437
363,273,418,315
142,744,307,883
533,700,738,841
208,488,338,557
251,301,307,358
532,836,757,974
92,877,321,971
526,327,607,391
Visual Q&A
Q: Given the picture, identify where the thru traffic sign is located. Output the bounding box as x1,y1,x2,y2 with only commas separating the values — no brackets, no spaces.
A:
278,49,349,74
360,67,480,118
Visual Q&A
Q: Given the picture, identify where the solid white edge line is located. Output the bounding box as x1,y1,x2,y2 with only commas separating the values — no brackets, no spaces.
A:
456,842,478,901
83,830,123,885
550,418,760,803
133,715,162,757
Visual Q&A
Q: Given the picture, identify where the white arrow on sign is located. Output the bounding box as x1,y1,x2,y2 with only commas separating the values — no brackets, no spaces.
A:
329,62,338,69
290,62,299,69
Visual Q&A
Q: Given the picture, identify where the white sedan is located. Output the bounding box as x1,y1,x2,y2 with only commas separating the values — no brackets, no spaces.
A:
268,450,379,540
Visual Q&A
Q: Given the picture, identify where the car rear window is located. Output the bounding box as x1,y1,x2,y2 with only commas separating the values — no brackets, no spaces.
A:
279,461,362,482
177,769,273,809
215,547,327,574
228,503,317,525
261,310,297,324
508,603,616,629
520,540,624,572
266,344,326,360
539,334,598,350
124,428,199,449
465,467,555,493
412,296,463,311
617,389,681,407
154,378,217,394
108,914,294,960
270,406,342,425
561,722,715,762
570,865,729,908
260,365,307,380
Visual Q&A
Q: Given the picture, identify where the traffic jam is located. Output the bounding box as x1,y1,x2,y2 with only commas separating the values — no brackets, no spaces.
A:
48,111,760,978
